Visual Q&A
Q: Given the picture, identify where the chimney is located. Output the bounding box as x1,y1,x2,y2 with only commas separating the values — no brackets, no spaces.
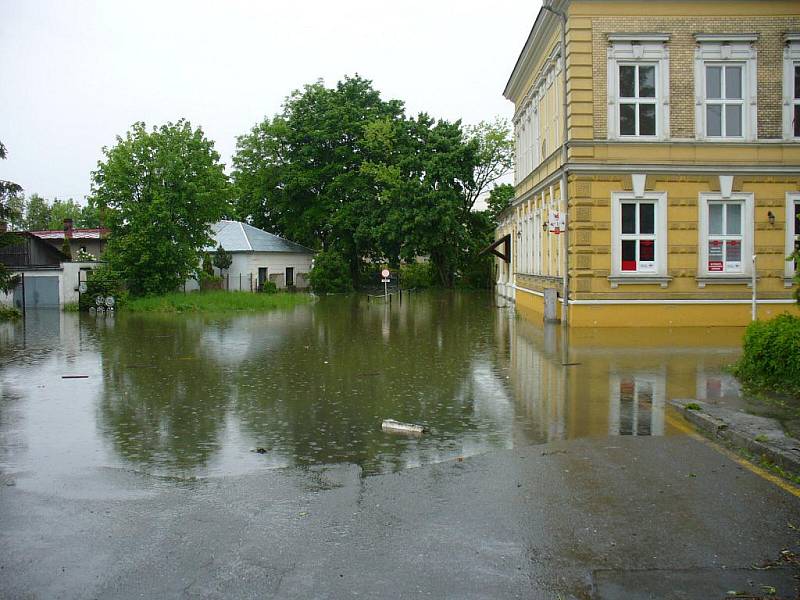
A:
63,218,74,238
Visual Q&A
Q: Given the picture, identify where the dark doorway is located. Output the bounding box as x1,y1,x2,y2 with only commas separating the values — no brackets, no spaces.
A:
258,267,268,290
285,267,294,288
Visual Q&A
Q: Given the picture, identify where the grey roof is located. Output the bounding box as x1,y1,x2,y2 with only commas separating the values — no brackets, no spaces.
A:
206,220,314,254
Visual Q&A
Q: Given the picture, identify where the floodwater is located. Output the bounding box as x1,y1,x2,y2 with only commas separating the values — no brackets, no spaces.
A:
0,291,746,490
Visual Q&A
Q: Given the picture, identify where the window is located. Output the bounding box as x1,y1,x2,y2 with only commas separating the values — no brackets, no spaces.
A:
619,64,657,136
610,191,668,282
607,34,670,140
694,35,757,141
620,201,656,271
786,193,800,282
704,64,744,137
698,192,754,278
706,200,743,272
793,64,800,137
783,35,800,140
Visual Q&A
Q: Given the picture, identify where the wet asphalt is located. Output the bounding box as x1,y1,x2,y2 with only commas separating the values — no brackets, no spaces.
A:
1,435,799,600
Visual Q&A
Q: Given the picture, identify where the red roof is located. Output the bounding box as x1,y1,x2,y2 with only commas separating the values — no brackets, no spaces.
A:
28,228,110,240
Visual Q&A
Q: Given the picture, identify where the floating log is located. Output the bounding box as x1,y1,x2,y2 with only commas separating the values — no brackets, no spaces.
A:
381,419,426,435
61,375,89,379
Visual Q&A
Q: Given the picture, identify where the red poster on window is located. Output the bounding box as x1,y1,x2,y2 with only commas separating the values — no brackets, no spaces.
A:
708,261,724,272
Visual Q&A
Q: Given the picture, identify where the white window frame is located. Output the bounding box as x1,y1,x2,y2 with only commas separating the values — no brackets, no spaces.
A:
610,190,668,284
694,35,757,142
607,34,670,141
785,192,800,284
698,191,754,279
782,34,800,141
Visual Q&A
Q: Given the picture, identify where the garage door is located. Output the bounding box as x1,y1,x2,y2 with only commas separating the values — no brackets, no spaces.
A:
13,276,60,308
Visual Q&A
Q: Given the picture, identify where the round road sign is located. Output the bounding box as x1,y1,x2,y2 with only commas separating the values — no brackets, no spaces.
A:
381,269,390,278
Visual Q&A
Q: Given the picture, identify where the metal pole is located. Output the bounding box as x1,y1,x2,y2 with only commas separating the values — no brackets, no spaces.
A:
751,254,757,321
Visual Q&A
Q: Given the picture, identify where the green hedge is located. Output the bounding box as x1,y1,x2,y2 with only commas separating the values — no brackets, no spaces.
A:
733,313,800,399
399,262,435,289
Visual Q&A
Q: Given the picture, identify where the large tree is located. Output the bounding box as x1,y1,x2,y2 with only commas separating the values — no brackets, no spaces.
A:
461,118,514,216
233,75,404,284
90,120,230,296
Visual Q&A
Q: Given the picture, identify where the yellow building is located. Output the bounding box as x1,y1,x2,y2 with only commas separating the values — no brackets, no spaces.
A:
496,0,800,327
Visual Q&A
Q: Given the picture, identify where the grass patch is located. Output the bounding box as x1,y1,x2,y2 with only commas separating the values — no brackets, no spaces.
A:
63,302,80,312
685,402,702,411
124,290,313,313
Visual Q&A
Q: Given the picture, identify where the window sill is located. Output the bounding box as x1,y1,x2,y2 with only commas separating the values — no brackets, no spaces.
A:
696,276,754,288
608,275,672,289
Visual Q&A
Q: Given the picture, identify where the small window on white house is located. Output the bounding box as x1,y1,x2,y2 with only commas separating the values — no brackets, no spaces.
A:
698,192,754,278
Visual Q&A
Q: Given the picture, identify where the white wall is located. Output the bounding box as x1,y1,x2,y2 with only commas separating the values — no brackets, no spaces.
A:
0,261,101,308
185,251,314,292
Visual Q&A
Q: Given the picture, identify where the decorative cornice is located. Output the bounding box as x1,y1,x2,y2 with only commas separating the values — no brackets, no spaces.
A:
607,33,670,43
694,33,758,43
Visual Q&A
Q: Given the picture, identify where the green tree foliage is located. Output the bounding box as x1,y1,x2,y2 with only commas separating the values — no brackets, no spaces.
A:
213,244,232,272
79,265,127,311
0,141,23,294
90,120,230,296
462,118,514,215
23,193,51,230
60,236,72,261
486,183,515,223
232,76,512,289
309,249,353,293
733,313,800,399
233,76,404,284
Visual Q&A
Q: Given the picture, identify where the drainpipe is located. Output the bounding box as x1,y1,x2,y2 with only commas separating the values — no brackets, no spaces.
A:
542,1,570,326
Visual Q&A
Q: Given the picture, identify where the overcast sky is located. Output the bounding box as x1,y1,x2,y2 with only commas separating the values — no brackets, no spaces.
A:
1,0,539,205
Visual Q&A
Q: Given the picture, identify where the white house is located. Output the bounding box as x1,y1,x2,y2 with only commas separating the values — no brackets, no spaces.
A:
187,220,315,291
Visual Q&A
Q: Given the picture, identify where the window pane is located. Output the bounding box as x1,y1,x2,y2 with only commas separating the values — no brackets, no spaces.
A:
725,66,742,99
621,240,637,271
725,239,742,268
639,203,655,234
709,203,723,235
619,66,636,98
639,104,656,136
639,240,655,263
708,240,724,271
726,203,741,235
621,203,636,234
794,105,800,138
707,104,722,136
706,66,722,99
795,65,800,99
639,66,656,98
726,104,742,137
620,104,636,135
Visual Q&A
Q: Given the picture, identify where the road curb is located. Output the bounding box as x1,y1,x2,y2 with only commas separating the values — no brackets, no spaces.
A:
670,399,800,478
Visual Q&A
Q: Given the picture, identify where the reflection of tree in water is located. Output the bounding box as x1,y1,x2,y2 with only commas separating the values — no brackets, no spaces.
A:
95,314,233,471
231,292,503,472
95,292,504,474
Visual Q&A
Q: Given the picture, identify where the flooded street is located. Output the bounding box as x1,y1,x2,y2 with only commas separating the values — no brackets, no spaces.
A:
0,292,746,488
3,292,798,599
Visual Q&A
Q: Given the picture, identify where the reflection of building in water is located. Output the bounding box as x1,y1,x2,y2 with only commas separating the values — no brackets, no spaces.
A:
502,320,743,441
608,372,665,436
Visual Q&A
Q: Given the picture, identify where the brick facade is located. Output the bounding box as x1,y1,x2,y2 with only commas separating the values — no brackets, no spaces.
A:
591,16,800,139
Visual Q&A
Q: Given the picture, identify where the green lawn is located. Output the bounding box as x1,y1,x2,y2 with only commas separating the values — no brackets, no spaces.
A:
124,290,313,313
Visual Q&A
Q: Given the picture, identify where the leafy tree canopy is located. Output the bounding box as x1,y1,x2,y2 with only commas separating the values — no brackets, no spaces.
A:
0,140,22,294
90,120,230,296
486,183,515,223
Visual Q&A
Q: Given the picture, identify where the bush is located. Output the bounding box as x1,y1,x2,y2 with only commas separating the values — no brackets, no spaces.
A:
309,250,353,294
260,280,277,294
732,313,800,399
399,262,435,289
79,266,127,311
0,305,21,320
198,270,223,291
